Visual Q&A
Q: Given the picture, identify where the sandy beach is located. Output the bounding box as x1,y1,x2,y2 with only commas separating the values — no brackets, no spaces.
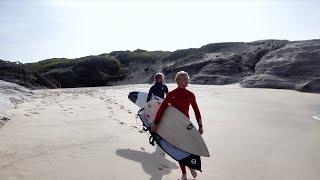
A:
1,84,320,180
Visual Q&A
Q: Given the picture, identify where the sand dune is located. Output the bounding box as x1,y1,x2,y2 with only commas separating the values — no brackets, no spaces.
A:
0,84,320,180
0,80,32,128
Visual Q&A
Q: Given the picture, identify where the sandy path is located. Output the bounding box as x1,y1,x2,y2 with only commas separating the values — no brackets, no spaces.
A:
1,84,320,180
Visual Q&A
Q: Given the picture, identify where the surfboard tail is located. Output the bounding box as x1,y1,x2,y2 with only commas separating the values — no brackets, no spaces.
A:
155,134,202,171
137,110,202,172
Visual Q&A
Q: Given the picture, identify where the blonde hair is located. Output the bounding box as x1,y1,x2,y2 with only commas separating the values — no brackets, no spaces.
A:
175,71,190,82
154,72,164,81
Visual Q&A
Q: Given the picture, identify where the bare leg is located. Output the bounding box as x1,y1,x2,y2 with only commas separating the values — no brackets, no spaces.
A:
179,162,187,180
188,167,197,178
181,173,187,180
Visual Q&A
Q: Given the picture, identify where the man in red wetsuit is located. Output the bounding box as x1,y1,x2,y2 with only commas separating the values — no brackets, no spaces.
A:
152,71,203,180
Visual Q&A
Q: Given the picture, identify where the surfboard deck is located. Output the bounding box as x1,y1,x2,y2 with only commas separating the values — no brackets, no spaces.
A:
128,91,148,108
128,91,162,108
313,115,320,120
144,99,210,157
128,91,206,169
137,109,202,171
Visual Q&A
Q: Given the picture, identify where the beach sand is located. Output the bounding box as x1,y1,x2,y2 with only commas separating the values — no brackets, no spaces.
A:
1,84,320,180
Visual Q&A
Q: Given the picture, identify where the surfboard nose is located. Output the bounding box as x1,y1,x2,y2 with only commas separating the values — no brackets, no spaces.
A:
128,92,138,103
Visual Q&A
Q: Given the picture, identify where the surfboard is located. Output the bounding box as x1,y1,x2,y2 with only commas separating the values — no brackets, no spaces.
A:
128,91,149,108
128,91,202,171
313,115,320,120
138,109,202,171
128,91,162,108
144,99,210,157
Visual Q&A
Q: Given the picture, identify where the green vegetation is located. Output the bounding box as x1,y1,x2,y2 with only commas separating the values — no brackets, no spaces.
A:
110,49,170,65
25,58,75,73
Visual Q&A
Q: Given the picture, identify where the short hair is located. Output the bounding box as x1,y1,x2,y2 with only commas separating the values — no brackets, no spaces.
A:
154,72,164,81
175,71,190,82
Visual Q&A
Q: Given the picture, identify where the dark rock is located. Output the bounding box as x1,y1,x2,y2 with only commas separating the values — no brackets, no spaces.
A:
1,39,319,93
192,74,242,85
241,40,320,92
41,56,127,88
301,78,320,93
240,74,298,89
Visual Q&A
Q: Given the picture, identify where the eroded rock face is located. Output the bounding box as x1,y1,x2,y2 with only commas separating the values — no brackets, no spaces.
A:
241,40,320,92
162,40,289,86
1,39,319,92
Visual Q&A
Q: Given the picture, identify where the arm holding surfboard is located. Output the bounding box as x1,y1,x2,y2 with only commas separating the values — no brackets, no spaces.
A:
152,91,172,132
191,95,203,135
152,91,204,135
152,71,204,180
152,71,204,135
147,86,154,102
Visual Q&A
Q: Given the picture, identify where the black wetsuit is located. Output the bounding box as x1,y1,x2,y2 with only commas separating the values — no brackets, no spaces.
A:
147,83,168,102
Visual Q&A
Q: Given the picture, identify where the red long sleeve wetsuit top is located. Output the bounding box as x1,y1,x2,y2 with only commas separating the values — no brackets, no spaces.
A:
154,87,201,125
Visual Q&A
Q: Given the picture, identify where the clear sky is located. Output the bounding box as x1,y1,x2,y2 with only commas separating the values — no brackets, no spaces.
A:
1,0,319,63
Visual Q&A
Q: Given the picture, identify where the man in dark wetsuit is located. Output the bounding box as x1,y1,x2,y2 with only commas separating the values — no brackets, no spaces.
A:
147,72,168,102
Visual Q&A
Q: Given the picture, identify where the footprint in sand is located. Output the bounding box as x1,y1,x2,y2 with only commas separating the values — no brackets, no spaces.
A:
131,125,138,129
70,154,80,158
31,112,40,114
80,146,89,150
118,121,125,125
127,110,132,114
138,130,144,133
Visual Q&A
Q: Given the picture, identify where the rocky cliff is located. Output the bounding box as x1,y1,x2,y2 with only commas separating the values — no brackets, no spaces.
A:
0,39,319,92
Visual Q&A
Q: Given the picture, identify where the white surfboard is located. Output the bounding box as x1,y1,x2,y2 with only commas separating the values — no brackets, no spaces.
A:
128,91,163,108
144,99,210,157
313,115,320,121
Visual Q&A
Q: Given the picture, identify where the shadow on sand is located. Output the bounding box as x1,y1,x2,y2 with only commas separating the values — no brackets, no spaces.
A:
116,146,178,180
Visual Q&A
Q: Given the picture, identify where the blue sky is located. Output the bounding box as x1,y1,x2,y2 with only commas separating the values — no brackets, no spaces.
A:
1,0,319,63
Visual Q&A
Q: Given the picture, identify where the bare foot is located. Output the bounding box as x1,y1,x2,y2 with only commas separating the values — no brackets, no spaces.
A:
181,174,187,180
189,167,197,178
